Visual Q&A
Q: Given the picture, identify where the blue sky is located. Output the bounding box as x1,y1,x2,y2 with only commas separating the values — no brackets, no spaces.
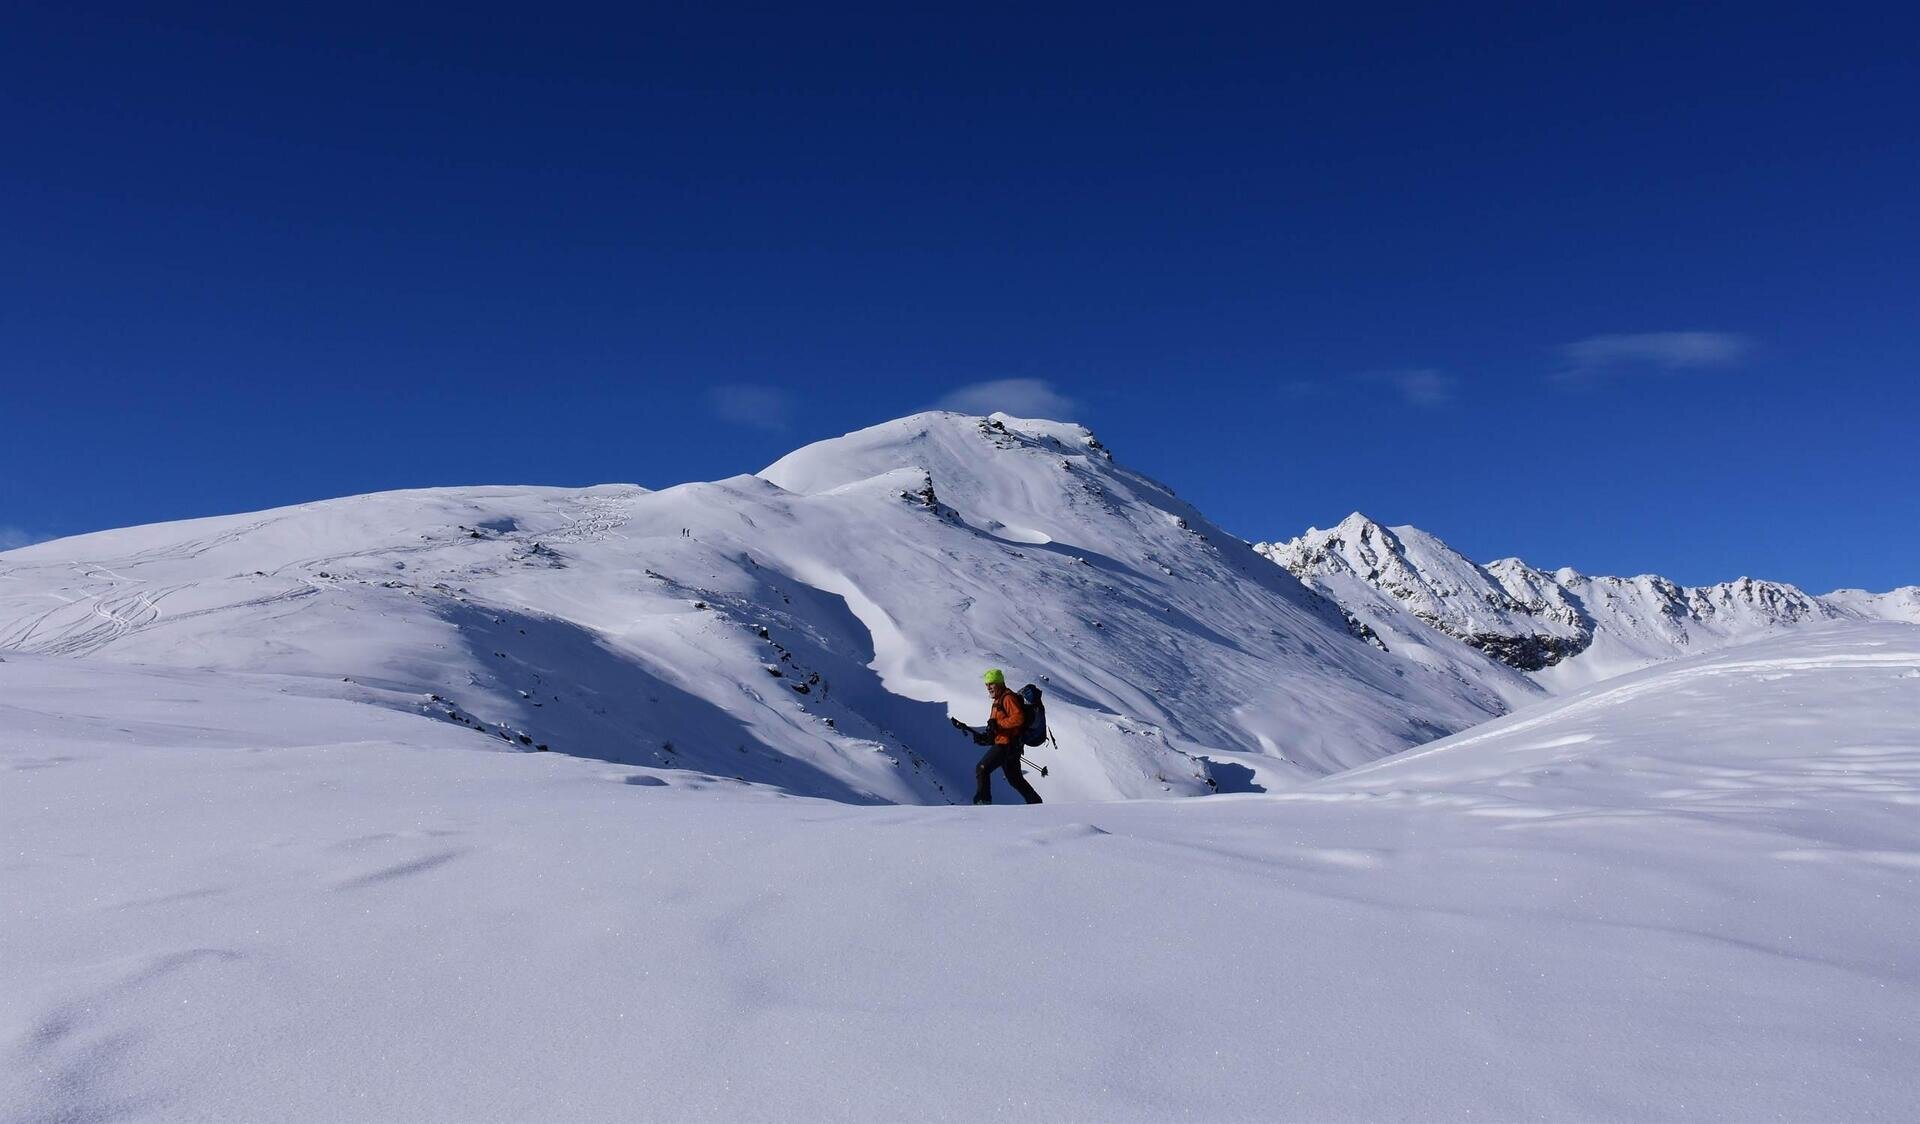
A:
3,3,1915,591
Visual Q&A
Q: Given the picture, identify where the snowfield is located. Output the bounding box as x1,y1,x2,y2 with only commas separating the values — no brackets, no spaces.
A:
4,413,1917,1120
6,624,1919,1121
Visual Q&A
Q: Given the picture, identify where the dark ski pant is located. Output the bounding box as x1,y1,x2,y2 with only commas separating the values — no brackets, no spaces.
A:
974,742,1042,805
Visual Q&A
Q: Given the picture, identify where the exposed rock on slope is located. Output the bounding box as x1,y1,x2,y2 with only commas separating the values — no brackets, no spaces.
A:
1260,513,1915,690
1259,514,1591,672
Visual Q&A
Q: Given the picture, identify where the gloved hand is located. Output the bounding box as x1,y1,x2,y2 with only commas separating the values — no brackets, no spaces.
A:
973,731,991,746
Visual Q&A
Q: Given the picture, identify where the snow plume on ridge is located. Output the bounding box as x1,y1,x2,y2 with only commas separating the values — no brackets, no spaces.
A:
0,412,1512,803
933,378,1078,419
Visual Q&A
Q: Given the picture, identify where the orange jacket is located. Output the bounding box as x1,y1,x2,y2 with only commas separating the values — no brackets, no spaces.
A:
989,689,1027,747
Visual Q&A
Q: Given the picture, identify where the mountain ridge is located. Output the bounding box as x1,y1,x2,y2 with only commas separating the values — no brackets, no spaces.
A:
7,415,1906,801
1258,512,1916,690
0,413,1511,801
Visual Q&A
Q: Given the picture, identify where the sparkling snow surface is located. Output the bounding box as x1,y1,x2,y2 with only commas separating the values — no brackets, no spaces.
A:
6,623,1919,1121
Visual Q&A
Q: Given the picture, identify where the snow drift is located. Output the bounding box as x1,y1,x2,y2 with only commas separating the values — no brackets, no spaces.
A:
6,620,1916,1121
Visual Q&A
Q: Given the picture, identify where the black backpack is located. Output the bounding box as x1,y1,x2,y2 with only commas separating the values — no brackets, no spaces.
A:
1017,683,1048,747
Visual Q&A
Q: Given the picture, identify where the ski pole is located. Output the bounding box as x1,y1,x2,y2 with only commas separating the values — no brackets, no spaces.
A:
1022,756,1049,777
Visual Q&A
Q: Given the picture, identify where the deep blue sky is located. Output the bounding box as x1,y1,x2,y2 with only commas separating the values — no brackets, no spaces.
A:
4,3,1915,590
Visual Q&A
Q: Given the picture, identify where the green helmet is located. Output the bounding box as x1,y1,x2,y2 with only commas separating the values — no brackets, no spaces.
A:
982,668,1006,686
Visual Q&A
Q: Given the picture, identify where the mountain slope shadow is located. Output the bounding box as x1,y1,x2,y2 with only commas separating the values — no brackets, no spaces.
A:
426,600,898,803
687,572,990,803
1198,758,1267,794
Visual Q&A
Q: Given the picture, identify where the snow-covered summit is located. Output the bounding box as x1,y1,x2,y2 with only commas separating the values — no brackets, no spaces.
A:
0,413,1512,802
1825,584,1920,623
765,411,1110,495
1259,514,1912,690
1257,514,1590,672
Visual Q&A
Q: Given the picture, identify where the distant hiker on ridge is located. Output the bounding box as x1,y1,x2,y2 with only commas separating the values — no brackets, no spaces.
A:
952,668,1043,806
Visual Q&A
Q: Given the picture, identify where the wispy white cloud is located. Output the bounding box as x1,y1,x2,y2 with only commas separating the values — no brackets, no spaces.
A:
1389,369,1457,407
934,378,1079,420
707,384,794,431
1359,369,1457,408
1554,331,1753,386
0,525,46,552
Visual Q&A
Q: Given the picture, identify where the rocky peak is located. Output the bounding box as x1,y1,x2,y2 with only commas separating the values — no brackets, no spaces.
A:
1258,517,1593,672
1263,517,1913,687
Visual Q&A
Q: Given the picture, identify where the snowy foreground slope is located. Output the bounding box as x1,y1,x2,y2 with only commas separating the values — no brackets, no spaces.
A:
1260,512,1920,691
0,414,1512,798
6,624,1918,1121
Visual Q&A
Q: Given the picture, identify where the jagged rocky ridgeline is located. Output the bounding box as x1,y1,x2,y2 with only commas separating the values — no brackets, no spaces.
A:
5,411,1907,804
1257,512,1919,689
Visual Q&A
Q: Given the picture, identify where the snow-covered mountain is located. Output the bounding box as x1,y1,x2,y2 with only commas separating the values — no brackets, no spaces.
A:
9,610,1918,1121
10,414,1920,1120
0,413,1515,801
1824,584,1920,623
1258,512,1917,690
